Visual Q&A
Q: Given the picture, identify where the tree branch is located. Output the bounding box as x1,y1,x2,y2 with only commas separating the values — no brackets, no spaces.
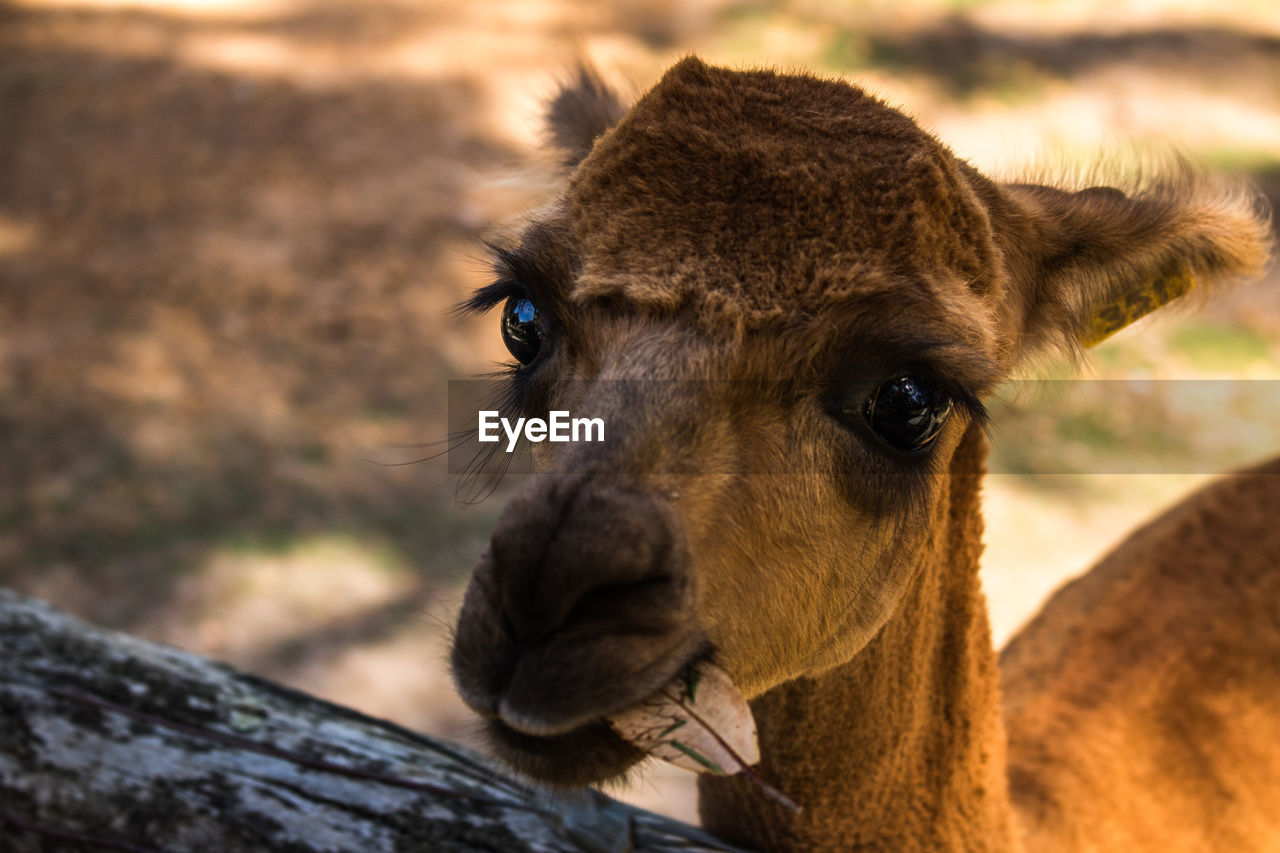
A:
0,588,745,852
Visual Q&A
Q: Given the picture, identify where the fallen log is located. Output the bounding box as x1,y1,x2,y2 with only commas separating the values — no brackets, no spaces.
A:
0,588,744,852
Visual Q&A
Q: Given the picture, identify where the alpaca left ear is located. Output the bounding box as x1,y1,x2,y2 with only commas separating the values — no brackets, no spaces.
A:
992,171,1272,361
546,64,625,168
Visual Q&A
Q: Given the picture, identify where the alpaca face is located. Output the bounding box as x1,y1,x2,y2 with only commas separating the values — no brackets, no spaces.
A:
450,59,1004,786
449,311,992,787
449,58,1269,786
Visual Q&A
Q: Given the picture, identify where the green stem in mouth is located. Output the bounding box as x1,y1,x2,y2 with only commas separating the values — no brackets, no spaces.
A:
669,740,726,775
656,719,687,739
683,665,701,703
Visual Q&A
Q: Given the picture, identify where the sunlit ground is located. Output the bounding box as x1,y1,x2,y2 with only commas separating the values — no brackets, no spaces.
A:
3,0,1279,825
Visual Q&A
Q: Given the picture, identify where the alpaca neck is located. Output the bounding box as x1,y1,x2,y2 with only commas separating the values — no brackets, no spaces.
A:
698,427,1018,851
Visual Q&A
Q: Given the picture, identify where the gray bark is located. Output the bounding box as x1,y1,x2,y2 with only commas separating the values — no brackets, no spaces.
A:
0,588,745,853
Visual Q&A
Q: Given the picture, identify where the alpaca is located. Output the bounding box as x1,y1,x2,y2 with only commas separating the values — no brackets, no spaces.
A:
449,58,1278,851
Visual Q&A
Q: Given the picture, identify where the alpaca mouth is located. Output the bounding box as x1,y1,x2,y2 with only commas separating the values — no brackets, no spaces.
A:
482,651,765,792
475,646,715,786
476,629,712,738
483,715,648,787
452,619,710,784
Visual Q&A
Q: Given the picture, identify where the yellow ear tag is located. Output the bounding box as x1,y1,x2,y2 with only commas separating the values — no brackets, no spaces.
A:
1081,267,1195,348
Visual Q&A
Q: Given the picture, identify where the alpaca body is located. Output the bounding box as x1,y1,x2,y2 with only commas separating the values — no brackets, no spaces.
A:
1002,455,1280,851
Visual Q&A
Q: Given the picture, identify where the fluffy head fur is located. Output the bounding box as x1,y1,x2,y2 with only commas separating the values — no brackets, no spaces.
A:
568,59,1004,332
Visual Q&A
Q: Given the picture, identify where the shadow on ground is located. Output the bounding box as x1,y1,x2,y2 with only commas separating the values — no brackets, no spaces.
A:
0,3,516,642
824,14,1280,102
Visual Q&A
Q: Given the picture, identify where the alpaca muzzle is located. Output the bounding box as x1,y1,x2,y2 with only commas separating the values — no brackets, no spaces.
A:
450,473,703,740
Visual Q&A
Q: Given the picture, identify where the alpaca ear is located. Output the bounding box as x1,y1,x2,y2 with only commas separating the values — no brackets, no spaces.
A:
546,65,626,168
994,169,1272,361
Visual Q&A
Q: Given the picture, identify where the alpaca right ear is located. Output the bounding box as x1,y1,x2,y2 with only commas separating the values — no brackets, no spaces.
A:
991,167,1272,363
546,65,625,168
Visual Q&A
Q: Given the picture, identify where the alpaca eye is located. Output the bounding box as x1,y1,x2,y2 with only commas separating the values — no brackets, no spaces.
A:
864,375,952,451
501,296,543,365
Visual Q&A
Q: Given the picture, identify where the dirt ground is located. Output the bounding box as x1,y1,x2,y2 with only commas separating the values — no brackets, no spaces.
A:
3,0,1280,825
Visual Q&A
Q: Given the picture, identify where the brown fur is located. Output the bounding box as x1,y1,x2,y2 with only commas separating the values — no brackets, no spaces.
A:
568,59,1005,338
450,57,1277,851
1001,456,1280,851
699,424,1016,850
546,64,627,168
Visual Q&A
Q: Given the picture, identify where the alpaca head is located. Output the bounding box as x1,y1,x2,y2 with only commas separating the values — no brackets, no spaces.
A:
450,57,1271,786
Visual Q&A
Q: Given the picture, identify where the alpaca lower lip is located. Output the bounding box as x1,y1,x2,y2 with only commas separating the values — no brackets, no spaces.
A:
491,634,712,738
483,716,647,786
494,650,697,738
496,698,585,737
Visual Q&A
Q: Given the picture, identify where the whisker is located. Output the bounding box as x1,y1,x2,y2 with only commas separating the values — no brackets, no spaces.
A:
362,430,478,467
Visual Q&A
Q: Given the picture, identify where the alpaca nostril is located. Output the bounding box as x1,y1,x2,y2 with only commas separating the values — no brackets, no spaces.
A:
490,481,687,643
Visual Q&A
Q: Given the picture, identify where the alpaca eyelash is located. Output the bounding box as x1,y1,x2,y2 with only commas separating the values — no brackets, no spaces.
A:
455,278,523,317
455,237,553,318
889,346,995,431
936,379,989,432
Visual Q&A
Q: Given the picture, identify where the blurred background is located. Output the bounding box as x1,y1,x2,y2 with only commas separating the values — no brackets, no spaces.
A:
2,0,1279,824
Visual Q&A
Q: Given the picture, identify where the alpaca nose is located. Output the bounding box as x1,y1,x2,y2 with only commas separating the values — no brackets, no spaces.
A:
451,474,700,735
490,476,686,643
